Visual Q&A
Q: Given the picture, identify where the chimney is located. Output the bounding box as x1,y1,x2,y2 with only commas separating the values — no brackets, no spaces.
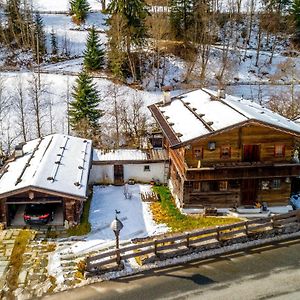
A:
217,88,226,99
14,143,25,158
162,86,172,105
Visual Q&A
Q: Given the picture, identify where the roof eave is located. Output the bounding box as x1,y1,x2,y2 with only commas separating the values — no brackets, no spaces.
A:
171,119,300,149
0,185,87,201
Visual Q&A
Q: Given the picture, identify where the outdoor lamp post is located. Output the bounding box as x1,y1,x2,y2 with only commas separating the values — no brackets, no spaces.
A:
110,210,123,265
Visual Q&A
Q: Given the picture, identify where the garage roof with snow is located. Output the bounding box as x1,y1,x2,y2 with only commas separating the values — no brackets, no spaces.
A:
149,89,300,147
0,134,92,199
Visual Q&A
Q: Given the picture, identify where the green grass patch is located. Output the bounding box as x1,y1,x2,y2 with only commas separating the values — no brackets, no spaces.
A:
67,189,93,236
152,186,241,232
6,230,33,294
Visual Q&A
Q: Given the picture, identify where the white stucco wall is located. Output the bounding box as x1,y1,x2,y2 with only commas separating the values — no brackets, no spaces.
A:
123,163,166,183
89,165,114,184
89,162,167,184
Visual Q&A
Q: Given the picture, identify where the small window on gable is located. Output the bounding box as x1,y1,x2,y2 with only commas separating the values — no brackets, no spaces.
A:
144,165,150,172
219,181,228,191
274,145,285,158
220,145,231,159
193,147,203,159
271,179,281,189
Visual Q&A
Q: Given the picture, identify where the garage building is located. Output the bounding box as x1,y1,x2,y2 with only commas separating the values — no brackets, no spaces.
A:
0,134,92,227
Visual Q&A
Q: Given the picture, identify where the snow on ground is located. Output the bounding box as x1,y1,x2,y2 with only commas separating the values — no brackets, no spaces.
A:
30,0,105,12
48,184,168,284
88,185,168,241
0,70,162,148
43,12,108,56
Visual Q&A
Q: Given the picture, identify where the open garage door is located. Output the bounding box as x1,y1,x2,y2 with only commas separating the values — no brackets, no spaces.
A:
7,201,64,227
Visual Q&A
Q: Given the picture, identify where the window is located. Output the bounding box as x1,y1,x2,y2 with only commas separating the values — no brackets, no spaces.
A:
193,182,201,191
218,181,228,191
274,145,285,158
144,165,150,172
193,147,203,159
200,181,218,192
220,145,231,159
271,179,281,189
208,141,216,150
201,182,210,192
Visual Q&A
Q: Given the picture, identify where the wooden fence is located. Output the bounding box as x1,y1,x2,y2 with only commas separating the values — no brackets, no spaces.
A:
86,210,300,272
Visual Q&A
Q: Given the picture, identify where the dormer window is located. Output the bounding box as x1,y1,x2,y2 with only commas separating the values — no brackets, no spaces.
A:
274,145,285,158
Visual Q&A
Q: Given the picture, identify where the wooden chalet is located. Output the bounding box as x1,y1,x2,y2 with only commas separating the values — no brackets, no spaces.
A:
0,134,92,227
149,89,300,209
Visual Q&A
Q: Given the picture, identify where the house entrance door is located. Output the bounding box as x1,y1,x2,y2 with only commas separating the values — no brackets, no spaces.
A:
241,179,258,206
114,165,124,185
243,145,260,162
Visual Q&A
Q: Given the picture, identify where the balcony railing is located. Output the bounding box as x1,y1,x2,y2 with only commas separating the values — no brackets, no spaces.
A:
185,161,300,181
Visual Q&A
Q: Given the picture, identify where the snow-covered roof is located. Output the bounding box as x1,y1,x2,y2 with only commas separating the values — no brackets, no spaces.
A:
0,134,92,199
149,89,300,147
93,149,148,162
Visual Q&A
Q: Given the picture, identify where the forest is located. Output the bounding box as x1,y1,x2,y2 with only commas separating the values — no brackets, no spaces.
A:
0,0,299,156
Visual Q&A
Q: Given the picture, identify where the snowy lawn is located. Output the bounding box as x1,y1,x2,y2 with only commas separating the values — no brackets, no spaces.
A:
48,184,168,285
88,184,169,241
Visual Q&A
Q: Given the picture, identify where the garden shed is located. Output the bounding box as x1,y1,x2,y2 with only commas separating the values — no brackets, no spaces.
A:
90,149,169,185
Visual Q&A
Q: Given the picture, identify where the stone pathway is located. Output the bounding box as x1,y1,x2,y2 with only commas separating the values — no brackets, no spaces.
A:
0,229,58,300
0,229,20,291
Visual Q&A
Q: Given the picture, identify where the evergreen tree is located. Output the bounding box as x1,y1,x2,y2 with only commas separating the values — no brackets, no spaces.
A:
69,0,90,24
170,0,194,40
69,71,103,137
292,0,300,28
50,28,58,55
106,0,150,80
83,26,105,71
5,0,34,49
34,12,46,61
292,0,300,42
6,0,22,38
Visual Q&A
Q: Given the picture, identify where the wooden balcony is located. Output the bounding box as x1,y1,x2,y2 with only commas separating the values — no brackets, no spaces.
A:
186,161,300,181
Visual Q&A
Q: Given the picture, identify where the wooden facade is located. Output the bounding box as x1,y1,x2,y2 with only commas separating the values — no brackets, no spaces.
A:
165,123,300,209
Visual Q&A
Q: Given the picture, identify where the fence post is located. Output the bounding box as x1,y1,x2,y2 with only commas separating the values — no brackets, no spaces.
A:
245,221,249,236
116,249,121,265
296,210,300,222
271,216,275,229
186,233,190,248
86,256,90,271
154,239,158,256
216,226,220,241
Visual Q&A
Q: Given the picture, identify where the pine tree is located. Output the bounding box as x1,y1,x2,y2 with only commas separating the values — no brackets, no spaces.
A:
6,0,22,38
34,12,46,61
292,0,300,43
83,26,105,71
50,28,58,55
292,0,300,28
106,0,150,81
170,0,195,41
69,0,90,24
69,71,103,137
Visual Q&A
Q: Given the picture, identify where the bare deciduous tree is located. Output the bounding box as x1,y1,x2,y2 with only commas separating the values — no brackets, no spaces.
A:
104,84,126,147
119,93,147,147
13,77,29,142
27,73,48,138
